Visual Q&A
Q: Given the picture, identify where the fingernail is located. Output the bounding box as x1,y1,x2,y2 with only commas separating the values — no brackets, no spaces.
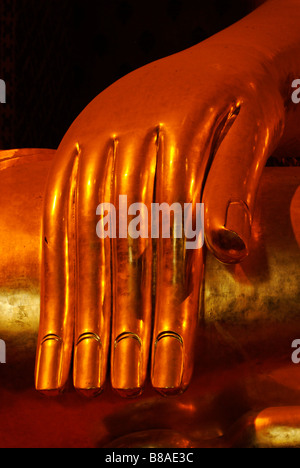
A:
112,333,143,398
152,332,184,396
220,200,251,263
74,333,103,397
36,335,63,393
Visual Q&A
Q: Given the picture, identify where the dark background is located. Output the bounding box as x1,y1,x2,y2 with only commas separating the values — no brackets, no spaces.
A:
0,0,257,150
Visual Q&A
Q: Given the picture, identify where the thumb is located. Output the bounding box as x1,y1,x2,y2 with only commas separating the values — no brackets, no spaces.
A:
203,98,285,264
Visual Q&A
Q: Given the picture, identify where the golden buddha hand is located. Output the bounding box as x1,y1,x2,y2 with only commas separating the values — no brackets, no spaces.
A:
35,0,300,398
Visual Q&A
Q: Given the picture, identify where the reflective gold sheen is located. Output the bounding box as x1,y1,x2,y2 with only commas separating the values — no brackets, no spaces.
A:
0,0,300,449
0,149,300,447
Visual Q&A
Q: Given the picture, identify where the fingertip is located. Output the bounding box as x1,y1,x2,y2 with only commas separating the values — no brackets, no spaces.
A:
154,386,185,398
205,200,251,264
73,333,104,397
35,335,65,394
36,387,65,397
207,228,249,264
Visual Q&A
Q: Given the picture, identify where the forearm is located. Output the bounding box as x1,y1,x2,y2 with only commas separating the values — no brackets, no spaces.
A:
209,0,300,75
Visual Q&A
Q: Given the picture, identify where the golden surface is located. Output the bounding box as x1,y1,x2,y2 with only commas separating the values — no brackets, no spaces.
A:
1,0,300,448
35,0,300,399
0,150,300,447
